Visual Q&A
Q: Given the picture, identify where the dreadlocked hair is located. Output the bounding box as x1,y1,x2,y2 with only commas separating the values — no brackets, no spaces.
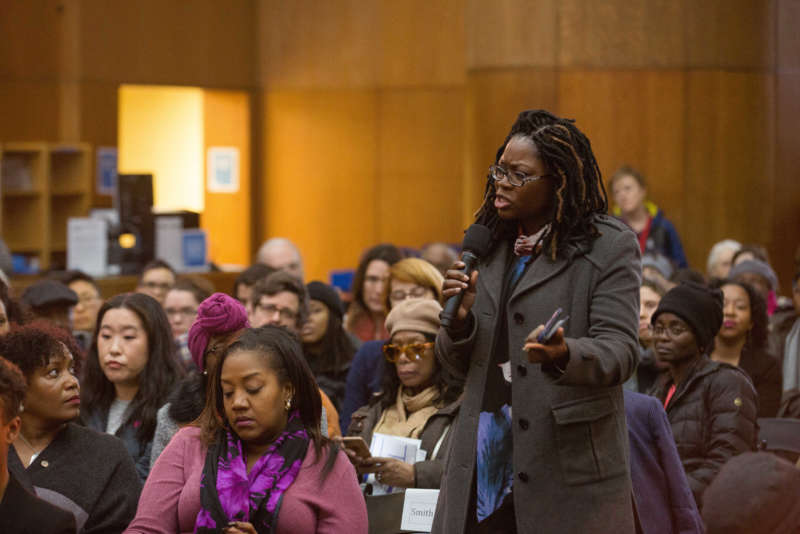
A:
474,109,609,260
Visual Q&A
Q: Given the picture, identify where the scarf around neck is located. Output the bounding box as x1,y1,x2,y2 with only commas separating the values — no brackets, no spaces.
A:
373,385,440,439
514,224,550,256
195,411,310,533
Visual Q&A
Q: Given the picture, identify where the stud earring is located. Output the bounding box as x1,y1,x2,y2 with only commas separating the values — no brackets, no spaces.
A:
285,398,292,411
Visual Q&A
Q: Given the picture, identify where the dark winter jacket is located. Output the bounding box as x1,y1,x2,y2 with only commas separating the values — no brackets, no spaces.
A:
346,395,460,489
650,356,758,507
85,407,155,483
738,347,782,417
8,423,140,533
340,340,386,431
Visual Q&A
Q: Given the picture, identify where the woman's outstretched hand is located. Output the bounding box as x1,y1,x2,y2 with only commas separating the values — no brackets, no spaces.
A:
523,325,568,365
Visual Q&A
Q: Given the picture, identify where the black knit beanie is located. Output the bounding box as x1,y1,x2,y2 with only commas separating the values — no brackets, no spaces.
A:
651,281,723,352
306,281,344,319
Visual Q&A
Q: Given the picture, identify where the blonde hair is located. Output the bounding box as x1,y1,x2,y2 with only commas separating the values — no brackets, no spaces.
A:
384,258,445,309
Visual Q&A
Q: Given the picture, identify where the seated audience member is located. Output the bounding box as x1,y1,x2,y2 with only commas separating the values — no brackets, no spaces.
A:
150,293,249,468
610,165,688,268
1,326,139,533
125,326,368,534
711,280,782,417
649,282,758,507
731,243,770,267
623,390,703,534
729,258,790,317
232,263,276,314
301,282,356,411
0,281,23,336
20,280,78,330
776,270,800,394
61,270,103,350
0,357,76,534
641,253,676,295
164,277,212,371
701,452,800,534
627,279,667,394
421,242,458,276
250,271,308,330
82,293,183,481
345,299,461,490
706,239,742,282
249,272,341,437
670,268,706,287
340,257,443,430
255,237,305,281
135,259,176,306
345,244,404,343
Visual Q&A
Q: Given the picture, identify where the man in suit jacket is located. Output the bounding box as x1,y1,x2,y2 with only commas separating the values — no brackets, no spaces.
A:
0,357,76,534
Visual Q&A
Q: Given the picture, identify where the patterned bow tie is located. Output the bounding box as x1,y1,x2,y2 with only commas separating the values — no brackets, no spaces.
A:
514,225,549,256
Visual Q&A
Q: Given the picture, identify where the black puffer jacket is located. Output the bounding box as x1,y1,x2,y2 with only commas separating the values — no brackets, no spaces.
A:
649,356,758,507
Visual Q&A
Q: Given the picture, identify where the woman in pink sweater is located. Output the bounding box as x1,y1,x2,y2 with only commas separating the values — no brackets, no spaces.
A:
125,325,367,534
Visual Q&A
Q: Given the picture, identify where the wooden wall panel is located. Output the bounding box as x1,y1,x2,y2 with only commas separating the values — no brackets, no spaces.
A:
0,82,60,141
465,0,557,68
465,69,558,227
79,0,255,87
558,0,685,68
557,71,686,221
0,0,61,80
774,73,800,289
376,89,465,247
257,0,378,89
263,90,379,282
203,90,252,266
685,0,775,69
377,0,466,87
684,71,775,272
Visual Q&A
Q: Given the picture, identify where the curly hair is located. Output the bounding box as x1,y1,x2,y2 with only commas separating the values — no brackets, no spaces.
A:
473,110,608,260
712,279,769,350
82,293,183,443
0,356,26,423
0,321,83,379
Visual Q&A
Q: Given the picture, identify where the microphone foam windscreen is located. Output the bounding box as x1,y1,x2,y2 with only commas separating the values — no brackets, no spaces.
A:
462,224,492,257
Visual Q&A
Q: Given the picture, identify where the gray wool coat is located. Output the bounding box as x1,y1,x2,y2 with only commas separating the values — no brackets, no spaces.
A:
431,215,640,534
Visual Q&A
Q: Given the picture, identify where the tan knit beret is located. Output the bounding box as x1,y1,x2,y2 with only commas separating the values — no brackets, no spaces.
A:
385,299,442,337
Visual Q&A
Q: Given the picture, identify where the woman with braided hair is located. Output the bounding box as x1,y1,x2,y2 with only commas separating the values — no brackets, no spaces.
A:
434,110,641,533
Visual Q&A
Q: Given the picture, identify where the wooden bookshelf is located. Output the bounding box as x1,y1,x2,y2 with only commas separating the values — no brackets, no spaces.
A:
0,142,92,271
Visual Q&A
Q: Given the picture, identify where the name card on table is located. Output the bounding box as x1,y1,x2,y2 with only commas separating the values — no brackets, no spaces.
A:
400,488,439,532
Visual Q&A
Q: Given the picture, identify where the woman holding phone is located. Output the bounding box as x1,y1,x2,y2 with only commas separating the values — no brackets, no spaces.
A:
343,299,461,489
434,110,641,533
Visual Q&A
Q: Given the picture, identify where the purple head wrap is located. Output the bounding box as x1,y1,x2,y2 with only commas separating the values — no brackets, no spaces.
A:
188,293,250,372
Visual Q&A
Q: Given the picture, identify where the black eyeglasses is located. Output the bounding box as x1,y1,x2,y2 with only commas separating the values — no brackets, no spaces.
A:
653,324,689,338
383,342,434,363
489,164,549,187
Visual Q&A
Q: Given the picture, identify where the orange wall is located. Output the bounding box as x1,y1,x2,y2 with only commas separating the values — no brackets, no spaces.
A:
203,90,252,267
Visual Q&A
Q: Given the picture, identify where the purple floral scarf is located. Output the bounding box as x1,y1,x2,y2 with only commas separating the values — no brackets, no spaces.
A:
195,411,309,533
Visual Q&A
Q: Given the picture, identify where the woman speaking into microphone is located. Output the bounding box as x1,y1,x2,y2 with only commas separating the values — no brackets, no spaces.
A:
433,110,641,534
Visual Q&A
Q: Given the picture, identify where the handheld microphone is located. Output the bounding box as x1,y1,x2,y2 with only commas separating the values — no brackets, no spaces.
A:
440,224,492,329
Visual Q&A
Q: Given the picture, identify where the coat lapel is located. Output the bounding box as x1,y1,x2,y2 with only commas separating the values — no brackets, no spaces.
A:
509,244,579,304
476,243,510,313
